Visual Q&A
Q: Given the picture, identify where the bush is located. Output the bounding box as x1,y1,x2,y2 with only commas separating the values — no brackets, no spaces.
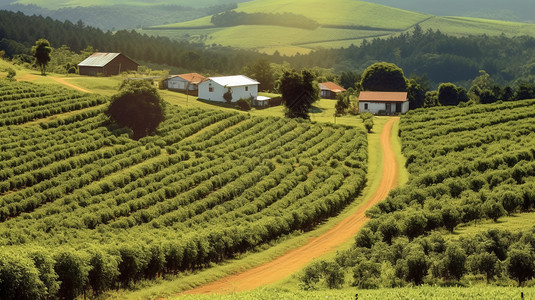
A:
0,251,46,300
54,250,89,300
236,98,251,111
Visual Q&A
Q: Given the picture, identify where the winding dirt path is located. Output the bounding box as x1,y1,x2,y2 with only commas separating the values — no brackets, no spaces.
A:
182,117,400,295
49,76,92,93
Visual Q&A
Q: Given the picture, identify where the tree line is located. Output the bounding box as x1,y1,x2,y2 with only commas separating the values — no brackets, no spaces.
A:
210,11,319,30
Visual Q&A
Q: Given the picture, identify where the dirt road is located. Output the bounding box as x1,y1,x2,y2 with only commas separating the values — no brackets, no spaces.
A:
49,76,92,93
182,117,400,295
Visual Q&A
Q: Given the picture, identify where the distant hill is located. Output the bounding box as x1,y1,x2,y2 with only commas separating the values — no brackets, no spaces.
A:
362,0,535,22
141,0,535,55
10,0,251,9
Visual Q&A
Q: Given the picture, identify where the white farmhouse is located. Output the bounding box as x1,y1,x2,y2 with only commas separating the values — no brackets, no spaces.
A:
358,91,409,115
198,75,259,103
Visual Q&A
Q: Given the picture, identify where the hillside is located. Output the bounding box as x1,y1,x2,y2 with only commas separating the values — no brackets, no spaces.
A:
142,0,535,55
0,79,368,299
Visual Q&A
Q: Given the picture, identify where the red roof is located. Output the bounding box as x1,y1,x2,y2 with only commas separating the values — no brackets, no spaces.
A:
172,73,205,84
319,82,346,93
358,91,408,102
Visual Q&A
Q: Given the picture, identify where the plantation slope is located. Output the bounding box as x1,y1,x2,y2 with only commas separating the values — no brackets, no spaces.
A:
181,117,399,295
0,80,369,299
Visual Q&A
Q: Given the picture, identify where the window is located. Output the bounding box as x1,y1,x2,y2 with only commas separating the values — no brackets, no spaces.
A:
364,103,368,110
245,86,249,91
209,87,213,92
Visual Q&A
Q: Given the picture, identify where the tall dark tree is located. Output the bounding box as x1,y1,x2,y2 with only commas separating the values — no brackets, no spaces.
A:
280,69,319,119
106,80,165,140
242,58,274,92
407,78,426,109
360,62,407,92
506,248,535,286
438,83,468,106
32,38,52,75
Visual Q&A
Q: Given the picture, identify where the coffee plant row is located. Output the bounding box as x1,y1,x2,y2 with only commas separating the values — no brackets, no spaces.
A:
0,81,368,299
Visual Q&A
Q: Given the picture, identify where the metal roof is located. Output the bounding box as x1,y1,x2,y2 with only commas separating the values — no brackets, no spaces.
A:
358,91,408,102
208,75,259,87
78,52,122,67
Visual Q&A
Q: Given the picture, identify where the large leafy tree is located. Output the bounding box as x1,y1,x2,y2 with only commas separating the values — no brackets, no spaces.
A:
106,80,165,140
437,82,469,106
32,38,52,75
242,59,274,91
360,62,407,92
280,69,319,119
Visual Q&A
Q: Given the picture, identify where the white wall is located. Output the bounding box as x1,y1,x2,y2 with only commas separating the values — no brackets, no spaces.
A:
198,80,258,102
168,78,196,90
359,101,409,114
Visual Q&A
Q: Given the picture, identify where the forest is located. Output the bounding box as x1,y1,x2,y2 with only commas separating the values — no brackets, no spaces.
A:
300,99,535,289
210,11,319,30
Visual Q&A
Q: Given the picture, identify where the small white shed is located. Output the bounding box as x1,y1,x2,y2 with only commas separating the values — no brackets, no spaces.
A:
167,73,205,92
198,75,259,103
358,91,409,115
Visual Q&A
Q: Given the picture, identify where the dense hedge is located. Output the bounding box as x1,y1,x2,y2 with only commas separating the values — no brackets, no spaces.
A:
0,81,368,299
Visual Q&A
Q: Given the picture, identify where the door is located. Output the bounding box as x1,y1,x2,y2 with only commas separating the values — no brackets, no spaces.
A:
396,103,402,113
385,103,392,114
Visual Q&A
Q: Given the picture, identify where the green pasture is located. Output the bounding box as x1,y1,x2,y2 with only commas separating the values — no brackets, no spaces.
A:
235,0,428,29
175,286,533,300
451,211,535,239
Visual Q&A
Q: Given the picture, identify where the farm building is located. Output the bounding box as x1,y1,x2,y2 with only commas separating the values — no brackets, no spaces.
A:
198,75,260,103
358,91,409,115
78,52,138,76
166,73,205,95
319,82,346,99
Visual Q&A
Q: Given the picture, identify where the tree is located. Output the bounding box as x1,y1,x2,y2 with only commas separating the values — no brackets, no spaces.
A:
441,205,461,232
360,62,407,92
506,248,535,286
468,252,498,283
483,200,506,222
242,59,274,91
280,69,319,119
106,80,165,140
339,71,361,90
438,83,468,106
404,245,429,285
32,38,52,75
442,243,467,281
407,78,426,109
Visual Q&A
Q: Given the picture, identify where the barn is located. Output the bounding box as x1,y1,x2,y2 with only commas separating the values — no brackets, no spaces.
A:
78,52,139,76
358,91,409,115
198,75,259,103
319,82,346,99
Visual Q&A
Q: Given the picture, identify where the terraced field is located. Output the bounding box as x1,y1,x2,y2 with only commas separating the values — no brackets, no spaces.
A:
0,81,368,299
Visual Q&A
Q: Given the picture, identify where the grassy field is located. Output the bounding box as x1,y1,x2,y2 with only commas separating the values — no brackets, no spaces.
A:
175,286,533,300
